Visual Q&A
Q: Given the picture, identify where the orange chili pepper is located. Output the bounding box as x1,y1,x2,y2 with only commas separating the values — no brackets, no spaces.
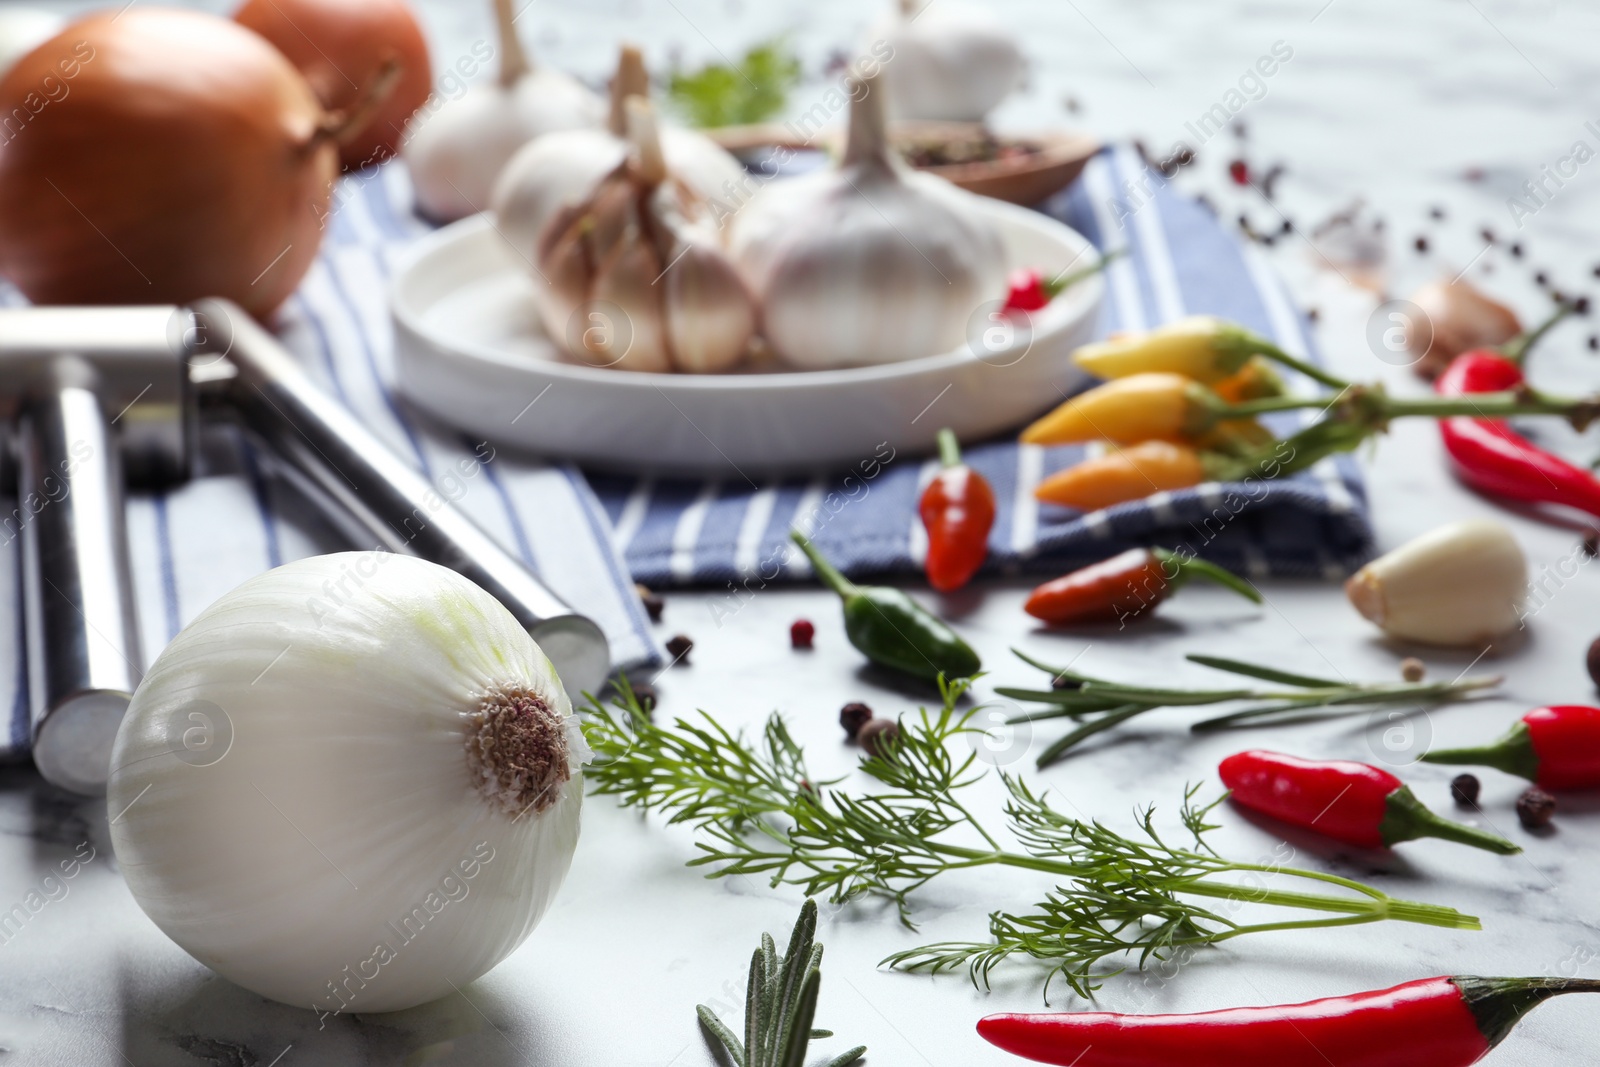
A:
1020,373,1220,446
1024,547,1261,626
1035,442,1214,510
920,428,996,591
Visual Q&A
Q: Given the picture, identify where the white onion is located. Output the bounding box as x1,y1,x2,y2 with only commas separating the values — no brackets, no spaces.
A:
107,553,585,1013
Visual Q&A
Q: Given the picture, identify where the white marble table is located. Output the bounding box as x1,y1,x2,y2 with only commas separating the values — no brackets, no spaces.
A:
5,0,1600,1064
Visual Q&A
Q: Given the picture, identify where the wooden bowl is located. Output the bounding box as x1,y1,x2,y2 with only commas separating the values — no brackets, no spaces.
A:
704,121,1099,206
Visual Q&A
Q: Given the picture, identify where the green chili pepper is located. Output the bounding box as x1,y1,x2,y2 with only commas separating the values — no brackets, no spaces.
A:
790,530,981,682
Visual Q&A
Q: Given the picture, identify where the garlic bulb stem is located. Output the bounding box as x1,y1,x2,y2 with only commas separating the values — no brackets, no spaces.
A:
626,96,668,184
843,75,893,170
492,0,530,88
609,44,649,136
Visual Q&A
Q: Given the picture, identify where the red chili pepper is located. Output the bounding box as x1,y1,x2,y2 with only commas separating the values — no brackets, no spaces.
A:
919,428,996,591
1002,252,1125,316
1219,750,1518,854
1422,705,1600,790
1434,305,1600,516
1002,268,1050,313
977,975,1600,1067
1024,547,1260,626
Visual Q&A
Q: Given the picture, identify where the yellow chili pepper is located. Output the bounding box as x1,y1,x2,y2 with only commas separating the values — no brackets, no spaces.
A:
1034,441,1229,510
1213,356,1287,403
1020,373,1221,446
1070,316,1268,383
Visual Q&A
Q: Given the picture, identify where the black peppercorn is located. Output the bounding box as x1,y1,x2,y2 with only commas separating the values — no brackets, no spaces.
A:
1450,774,1480,807
1414,235,1428,253
1586,636,1600,688
1516,786,1556,830
839,702,872,740
857,718,900,758
664,634,693,663
631,681,658,714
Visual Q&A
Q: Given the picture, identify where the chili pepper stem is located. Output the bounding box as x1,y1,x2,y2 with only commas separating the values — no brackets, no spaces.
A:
1044,247,1125,297
790,530,860,598
1217,389,1597,424
1380,786,1521,854
1153,548,1263,603
1458,976,1600,1048
1420,721,1539,781
1246,338,1352,391
1499,300,1574,364
936,427,962,468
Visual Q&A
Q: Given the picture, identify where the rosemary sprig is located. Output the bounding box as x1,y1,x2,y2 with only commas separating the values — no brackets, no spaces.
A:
997,650,1501,767
697,901,865,1067
583,680,1481,1000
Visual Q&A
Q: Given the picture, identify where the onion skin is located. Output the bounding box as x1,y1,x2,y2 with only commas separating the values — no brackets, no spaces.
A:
0,9,336,318
235,0,431,170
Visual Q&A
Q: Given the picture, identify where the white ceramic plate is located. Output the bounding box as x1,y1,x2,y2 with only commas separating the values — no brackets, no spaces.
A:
390,201,1102,475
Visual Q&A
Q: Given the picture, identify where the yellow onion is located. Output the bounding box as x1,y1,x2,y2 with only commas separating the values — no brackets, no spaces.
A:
235,0,432,170
0,8,383,318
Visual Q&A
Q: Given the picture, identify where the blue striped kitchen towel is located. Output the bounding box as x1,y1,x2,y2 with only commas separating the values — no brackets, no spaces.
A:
588,145,1373,589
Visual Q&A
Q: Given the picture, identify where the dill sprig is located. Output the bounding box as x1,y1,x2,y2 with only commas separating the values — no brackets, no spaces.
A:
696,900,865,1067
996,650,1502,767
583,678,1481,1000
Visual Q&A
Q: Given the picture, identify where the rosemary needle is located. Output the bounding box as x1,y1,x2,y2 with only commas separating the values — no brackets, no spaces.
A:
584,678,1480,1000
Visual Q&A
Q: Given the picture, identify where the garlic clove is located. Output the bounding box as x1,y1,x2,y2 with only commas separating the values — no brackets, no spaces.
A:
868,0,1025,123
589,224,673,373
662,235,759,373
1345,518,1528,647
728,71,1006,369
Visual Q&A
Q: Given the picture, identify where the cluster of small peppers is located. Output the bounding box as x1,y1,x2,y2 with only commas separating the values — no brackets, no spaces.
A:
1020,309,1600,516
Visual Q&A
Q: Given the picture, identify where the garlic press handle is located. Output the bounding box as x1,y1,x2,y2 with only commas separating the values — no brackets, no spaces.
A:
189,299,611,698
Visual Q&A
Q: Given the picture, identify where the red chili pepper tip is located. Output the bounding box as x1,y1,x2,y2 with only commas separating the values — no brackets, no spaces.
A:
789,618,815,649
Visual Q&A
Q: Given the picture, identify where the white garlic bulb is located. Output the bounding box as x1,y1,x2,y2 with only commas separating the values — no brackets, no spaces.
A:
728,72,1006,369
1345,519,1528,647
107,553,586,1013
491,44,746,262
403,0,603,222
531,97,755,374
867,0,1024,123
